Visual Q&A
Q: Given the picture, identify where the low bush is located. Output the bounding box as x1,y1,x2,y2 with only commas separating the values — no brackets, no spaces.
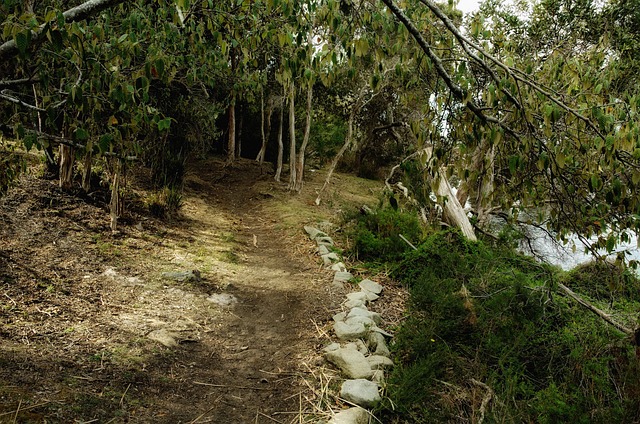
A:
381,229,640,423
343,206,424,264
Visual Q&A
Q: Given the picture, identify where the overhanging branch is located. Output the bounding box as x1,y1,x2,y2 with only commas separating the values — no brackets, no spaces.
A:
0,0,127,61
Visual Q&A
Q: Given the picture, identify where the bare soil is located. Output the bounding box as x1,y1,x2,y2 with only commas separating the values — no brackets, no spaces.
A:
0,157,383,423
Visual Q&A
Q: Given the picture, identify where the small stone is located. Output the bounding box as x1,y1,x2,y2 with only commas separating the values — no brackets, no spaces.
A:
340,379,381,408
344,298,366,309
161,270,201,283
318,245,331,255
345,315,376,328
371,369,386,385
368,332,390,357
331,262,348,272
333,271,354,289
327,407,369,424
325,348,373,379
147,329,179,348
360,289,379,301
347,307,381,325
207,293,238,307
333,321,368,340
370,326,393,337
304,226,327,240
323,343,341,353
322,252,340,266
333,312,347,322
358,279,382,295
317,236,335,246
346,292,368,303
367,355,394,370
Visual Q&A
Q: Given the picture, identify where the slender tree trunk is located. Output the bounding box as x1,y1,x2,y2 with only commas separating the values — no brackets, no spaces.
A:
227,93,236,162
256,97,274,163
288,82,297,189
110,160,120,232
82,140,92,192
436,172,477,241
315,108,355,205
257,90,266,162
236,104,243,159
274,96,284,182
294,81,313,192
59,144,75,189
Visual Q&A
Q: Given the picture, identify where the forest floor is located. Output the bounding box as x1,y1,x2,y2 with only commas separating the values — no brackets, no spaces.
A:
0,156,387,423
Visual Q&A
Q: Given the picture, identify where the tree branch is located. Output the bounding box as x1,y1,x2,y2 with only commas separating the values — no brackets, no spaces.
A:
0,0,126,61
379,0,519,140
557,283,633,336
0,91,46,112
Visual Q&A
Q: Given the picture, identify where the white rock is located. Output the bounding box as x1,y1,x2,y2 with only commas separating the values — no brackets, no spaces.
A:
347,307,382,325
304,226,327,240
325,348,373,379
333,312,347,322
322,252,340,265
340,379,381,408
327,407,369,424
333,321,368,340
368,332,390,357
147,329,179,348
370,326,393,337
367,355,394,370
323,343,341,353
207,293,238,307
360,289,379,301
346,292,368,303
331,262,348,272
333,271,354,289
371,369,386,385
345,315,376,328
318,245,331,255
316,236,334,246
359,279,383,295
344,298,366,309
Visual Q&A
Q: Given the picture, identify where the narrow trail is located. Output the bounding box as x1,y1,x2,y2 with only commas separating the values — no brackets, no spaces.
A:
172,159,333,422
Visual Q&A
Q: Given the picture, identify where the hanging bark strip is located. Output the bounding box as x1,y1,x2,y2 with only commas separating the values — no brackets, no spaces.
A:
59,144,74,189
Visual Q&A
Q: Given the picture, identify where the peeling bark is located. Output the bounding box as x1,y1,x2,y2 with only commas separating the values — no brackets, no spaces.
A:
274,95,284,182
59,144,74,189
288,82,297,189
293,81,313,192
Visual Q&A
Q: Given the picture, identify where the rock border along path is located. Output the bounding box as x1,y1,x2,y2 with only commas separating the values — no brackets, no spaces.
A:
304,225,394,424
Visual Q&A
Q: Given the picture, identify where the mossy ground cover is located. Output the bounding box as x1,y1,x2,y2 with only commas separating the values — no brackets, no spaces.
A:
343,210,640,423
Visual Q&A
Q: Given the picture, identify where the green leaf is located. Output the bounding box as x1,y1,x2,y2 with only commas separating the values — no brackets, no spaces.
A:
75,127,89,141
157,118,171,131
14,31,30,57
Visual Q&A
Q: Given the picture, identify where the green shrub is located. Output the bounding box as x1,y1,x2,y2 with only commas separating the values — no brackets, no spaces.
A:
381,229,640,423
343,206,424,263
562,260,640,302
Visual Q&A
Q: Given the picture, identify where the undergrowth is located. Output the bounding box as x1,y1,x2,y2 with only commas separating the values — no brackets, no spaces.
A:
357,228,640,423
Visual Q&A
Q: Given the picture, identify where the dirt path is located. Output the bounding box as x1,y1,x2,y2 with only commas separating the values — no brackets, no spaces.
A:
0,158,348,423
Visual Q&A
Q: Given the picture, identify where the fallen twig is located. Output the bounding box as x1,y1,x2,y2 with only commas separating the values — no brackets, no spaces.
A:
193,381,272,391
0,400,52,418
470,378,494,424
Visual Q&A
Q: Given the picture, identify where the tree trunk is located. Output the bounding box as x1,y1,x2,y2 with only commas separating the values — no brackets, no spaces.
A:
288,82,296,189
274,95,284,182
236,104,243,159
82,141,92,192
294,80,313,192
256,95,274,163
436,171,477,241
110,160,120,232
315,108,355,205
59,144,74,189
227,93,236,162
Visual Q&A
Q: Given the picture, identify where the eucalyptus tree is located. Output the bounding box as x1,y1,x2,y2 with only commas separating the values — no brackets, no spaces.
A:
372,0,640,261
